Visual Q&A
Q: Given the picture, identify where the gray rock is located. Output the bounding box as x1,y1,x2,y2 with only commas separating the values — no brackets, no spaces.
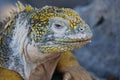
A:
74,0,120,79
23,0,93,8
0,0,93,8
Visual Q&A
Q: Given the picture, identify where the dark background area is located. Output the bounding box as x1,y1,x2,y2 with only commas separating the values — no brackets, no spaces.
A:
0,0,120,80
0,0,92,8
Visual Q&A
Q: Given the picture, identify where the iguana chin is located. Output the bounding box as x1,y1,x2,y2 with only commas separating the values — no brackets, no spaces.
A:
0,1,93,80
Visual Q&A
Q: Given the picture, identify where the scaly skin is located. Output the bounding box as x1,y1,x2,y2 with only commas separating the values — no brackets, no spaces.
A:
0,67,24,80
0,1,93,80
57,51,94,80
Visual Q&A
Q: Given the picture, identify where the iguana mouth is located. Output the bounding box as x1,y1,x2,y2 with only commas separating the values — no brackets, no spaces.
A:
42,38,91,45
56,39,91,43
54,39,91,45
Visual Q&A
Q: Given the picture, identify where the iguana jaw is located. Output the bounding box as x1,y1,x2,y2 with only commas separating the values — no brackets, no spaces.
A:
38,42,89,53
37,38,91,53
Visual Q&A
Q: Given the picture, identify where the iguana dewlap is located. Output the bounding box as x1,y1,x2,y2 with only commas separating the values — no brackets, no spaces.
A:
0,1,93,80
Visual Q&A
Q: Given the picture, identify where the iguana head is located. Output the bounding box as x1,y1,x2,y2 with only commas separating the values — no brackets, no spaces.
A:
29,6,93,53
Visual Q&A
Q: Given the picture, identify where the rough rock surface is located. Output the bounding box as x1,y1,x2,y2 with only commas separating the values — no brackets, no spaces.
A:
0,0,92,8
74,0,120,80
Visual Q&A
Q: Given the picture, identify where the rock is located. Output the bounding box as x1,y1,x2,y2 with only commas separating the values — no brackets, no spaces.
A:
23,0,92,8
74,0,120,79
0,0,93,8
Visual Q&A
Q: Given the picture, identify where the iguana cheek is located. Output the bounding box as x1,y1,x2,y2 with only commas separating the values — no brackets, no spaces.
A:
53,34,65,38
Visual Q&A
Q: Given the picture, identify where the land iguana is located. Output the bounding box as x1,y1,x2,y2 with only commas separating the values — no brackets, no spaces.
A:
0,1,93,80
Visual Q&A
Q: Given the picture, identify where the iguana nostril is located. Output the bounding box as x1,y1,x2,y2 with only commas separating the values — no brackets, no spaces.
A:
80,28,83,31
79,27,85,32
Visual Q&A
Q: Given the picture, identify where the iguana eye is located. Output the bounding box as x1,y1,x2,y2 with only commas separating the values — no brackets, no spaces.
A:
51,22,67,34
54,23,64,29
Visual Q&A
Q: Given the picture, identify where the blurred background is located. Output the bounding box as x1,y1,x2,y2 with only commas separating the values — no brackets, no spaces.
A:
0,0,120,80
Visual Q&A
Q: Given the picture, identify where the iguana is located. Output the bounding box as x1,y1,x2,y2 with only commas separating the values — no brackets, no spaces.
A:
0,1,93,80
